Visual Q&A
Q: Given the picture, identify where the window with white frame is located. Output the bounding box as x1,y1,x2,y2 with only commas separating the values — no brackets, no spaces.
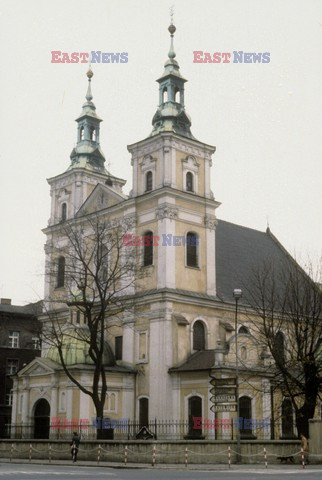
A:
56,256,65,288
182,155,199,194
6,359,19,375
61,202,67,221
193,321,205,350
186,171,194,192
32,337,41,350
9,331,19,348
146,171,153,192
5,390,13,406
140,155,156,194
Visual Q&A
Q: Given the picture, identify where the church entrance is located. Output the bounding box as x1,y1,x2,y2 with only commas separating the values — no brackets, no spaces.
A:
33,399,50,439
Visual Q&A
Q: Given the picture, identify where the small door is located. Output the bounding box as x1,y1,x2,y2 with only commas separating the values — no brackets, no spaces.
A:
281,399,294,438
139,397,149,428
188,396,202,437
239,396,252,437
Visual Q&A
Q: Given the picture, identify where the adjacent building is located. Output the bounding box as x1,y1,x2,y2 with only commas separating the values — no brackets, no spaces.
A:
0,299,41,438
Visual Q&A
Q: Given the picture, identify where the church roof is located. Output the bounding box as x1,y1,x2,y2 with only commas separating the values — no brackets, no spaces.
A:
215,219,295,304
169,350,215,372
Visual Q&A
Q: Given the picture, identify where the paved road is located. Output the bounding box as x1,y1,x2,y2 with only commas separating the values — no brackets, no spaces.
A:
0,464,322,480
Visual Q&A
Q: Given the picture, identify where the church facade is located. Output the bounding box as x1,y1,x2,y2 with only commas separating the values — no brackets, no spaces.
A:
11,24,315,441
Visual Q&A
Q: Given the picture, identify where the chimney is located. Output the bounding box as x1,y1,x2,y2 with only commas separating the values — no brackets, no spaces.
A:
1,298,12,305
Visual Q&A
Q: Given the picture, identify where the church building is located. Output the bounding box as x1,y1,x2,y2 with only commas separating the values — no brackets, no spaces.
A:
11,23,310,441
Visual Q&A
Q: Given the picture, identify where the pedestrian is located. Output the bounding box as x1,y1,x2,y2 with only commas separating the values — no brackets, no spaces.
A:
300,433,309,465
70,431,80,463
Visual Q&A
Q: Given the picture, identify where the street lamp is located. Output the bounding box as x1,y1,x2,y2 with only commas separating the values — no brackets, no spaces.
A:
233,288,242,463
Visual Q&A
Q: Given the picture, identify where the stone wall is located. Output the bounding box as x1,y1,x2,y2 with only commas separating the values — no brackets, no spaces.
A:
309,419,322,464
0,439,303,465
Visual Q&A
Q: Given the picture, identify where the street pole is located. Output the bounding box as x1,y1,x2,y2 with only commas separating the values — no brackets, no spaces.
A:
233,288,242,464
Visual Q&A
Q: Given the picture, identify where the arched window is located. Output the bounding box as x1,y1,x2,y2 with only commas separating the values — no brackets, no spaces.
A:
239,396,252,437
90,126,96,141
139,397,149,428
143,231,153,266
61,203,67,221
80,126,84,141
281,398,294,438
146,171,153,192
186,232,198,267
273,331,285,367
193,321,205,350
57,256,65,288
186,172,193,192
162,87,168,103
238,325,249,334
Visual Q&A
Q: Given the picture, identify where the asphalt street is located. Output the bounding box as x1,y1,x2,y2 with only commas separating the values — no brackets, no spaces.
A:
0,464,322,480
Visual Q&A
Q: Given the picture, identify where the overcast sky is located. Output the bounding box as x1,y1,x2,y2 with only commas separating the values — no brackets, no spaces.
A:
0,0,321,305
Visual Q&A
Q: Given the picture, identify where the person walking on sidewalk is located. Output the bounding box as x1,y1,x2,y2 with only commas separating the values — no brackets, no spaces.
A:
70,431,80,463
300,433,309,465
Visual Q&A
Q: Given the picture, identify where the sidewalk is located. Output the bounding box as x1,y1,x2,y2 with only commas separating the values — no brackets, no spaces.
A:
1,458,322,471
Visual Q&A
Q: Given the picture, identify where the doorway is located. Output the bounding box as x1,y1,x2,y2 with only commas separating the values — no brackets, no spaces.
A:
188,395,202,438
33,399,50,439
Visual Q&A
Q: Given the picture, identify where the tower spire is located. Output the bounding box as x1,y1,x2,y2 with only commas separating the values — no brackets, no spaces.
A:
168,6,176,60
150,22,194,139
85,68,93,102
68,69,107,174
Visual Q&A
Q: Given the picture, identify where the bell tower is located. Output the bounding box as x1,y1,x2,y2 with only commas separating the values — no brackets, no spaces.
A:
128,23,220,295
46,69,113,226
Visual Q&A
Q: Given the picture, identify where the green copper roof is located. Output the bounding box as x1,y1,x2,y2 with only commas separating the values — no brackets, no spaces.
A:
150,24,194,139
46,325,115,366
67,69,107,174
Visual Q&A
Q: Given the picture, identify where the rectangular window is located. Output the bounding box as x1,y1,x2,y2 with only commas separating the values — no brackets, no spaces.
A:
32,337,41,350
115,336,123,361
5,390,13,406
8,331,19,348
6,359,19,375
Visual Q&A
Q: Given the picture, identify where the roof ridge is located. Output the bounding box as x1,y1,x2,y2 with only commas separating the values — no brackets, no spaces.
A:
217,218,267,235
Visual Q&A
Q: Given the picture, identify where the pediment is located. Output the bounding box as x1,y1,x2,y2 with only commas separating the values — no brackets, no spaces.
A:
18,358,58,377
77,183,126,216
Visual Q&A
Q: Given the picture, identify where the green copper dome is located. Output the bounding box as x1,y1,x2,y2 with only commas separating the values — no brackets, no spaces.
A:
46,325,115,366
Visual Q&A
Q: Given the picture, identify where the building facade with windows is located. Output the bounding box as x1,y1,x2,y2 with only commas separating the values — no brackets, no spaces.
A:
11,24,320,441
0,299,41,438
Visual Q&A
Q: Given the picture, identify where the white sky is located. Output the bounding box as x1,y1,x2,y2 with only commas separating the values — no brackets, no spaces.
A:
0,0,321,305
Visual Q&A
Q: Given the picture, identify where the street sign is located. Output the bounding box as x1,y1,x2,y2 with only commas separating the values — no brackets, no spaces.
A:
210,404,237,412
210,377,237,388
213,394,236,402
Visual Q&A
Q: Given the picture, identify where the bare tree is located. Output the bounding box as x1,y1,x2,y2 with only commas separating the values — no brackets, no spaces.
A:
42,215,143,438
244,259,322,438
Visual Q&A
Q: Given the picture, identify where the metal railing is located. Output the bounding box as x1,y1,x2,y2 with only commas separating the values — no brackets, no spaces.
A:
1,419,295,441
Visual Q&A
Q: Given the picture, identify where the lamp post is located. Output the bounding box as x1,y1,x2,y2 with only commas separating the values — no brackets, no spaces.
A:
233,288,242,463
